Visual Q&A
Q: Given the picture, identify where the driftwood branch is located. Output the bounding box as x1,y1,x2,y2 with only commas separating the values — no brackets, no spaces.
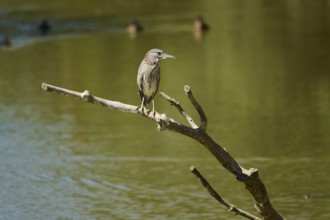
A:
41,82,284,220
190,166,261,220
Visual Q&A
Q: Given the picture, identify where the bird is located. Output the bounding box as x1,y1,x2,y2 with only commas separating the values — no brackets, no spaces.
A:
38,19,51,35
127,20,143,38
137,48,175,113
0,36,11,47
193,16,210,42
194,16,209,32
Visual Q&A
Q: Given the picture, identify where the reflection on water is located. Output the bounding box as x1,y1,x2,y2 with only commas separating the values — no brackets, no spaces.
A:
0,16,125,51
1,0,330,219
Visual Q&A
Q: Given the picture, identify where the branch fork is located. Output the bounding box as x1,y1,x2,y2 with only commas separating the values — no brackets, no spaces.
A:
41,82,284,220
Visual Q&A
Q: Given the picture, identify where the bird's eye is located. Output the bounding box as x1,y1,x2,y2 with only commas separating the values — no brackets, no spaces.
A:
157,52,161,56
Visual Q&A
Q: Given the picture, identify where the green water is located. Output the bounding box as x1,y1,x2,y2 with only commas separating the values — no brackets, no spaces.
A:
1,1,330,219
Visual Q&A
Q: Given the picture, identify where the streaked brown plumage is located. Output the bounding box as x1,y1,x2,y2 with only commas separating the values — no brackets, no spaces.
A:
137,48,175,112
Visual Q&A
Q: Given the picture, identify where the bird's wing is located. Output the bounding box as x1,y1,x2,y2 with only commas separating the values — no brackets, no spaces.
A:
137,64,145,99
155,66,160,94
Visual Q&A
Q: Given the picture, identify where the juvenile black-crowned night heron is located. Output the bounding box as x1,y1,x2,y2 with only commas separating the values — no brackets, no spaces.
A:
137,48,175,112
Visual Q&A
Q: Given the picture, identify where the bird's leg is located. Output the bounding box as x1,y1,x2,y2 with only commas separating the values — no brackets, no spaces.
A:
152,100,156,117
152,100,155,112
139,97,145,114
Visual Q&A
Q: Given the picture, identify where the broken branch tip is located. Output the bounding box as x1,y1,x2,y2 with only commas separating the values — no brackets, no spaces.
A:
190,165,195,171
41,83,48,91
184,85,191,93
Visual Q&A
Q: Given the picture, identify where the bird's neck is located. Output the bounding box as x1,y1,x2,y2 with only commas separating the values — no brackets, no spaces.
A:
144,57,159,66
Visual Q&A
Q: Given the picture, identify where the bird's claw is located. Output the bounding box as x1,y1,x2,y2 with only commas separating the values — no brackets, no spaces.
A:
136,106,145,115
146,109,155,117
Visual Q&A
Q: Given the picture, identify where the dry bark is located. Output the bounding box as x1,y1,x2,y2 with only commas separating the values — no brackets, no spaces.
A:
41,82,285,220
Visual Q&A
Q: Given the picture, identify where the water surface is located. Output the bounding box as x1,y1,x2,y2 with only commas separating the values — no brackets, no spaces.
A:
1,1,330,219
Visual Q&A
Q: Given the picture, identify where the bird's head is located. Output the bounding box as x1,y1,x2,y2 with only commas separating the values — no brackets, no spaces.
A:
145,48,176,62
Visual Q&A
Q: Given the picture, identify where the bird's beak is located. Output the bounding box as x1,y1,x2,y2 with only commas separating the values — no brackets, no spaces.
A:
162,53,176,60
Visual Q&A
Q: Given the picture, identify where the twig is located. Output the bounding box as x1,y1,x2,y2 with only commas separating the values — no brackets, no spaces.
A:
190,166,261,220
160,92,198,128
184,85,207,132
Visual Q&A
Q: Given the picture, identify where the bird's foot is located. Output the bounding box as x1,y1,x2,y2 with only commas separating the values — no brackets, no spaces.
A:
144,108,156,117
136,106,145,115
136,106,156,117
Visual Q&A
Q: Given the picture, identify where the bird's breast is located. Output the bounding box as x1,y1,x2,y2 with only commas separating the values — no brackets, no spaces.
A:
137,60,160,99
143,83,157,97
143,73,158,90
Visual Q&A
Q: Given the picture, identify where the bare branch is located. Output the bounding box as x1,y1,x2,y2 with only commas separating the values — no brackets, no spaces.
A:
190,166,261,220
42,83,136,112
160,92,198,128
41,82,284,220
41,83,196,136
184,85,207,132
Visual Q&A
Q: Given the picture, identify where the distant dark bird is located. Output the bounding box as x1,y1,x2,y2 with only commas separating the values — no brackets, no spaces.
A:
38,19,51,35
194,16,209,32
127,20,143,38
137,48,175,112
0,36,11,47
